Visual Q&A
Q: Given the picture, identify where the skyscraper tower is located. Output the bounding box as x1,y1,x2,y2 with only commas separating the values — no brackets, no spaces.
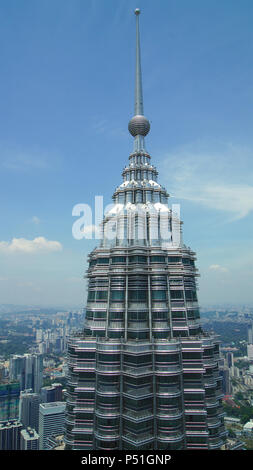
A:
65,9,227,451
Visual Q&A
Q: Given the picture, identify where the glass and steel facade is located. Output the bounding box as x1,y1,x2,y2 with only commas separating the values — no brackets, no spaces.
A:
65,10,227,450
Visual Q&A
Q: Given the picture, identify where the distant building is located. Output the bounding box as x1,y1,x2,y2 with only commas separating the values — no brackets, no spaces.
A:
19,390,41,432
36,329,43,343
20,427,39,450
41,383,63,403
243,419,253,435
39,402,66,450
224,416,241,426
220,367,231,395
247,344,253,361
0,420,23,450
224,438,245,450
0,364,6,382
46,434,65,450
248,322,253,345
9,354,43,393
226,352,234,369
0,382,20,421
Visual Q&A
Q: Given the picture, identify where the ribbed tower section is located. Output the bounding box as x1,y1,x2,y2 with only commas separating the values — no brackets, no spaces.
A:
65,10,227,451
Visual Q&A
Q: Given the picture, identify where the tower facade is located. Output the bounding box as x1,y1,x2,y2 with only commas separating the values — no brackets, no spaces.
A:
65,10,227,451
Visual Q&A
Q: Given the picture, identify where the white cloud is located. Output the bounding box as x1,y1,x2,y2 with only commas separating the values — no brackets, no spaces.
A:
0,237,62,254
209,264,229,273
160,141,253,220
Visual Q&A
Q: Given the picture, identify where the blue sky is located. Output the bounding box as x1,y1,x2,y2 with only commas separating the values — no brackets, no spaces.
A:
0,0,252,307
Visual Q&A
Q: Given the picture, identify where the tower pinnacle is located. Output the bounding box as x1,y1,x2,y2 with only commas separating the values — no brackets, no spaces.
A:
128,9,150,151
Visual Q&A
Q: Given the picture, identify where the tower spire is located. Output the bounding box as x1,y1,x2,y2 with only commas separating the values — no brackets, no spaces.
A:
128,9,150,152
134,8,143,116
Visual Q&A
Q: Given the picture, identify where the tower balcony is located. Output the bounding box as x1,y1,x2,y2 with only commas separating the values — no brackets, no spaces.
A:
157,408,183,419
157,431,185,442
73,362,95,372
155,364,182,374
75,383,95,392
95,407,120,417
122,432,154,445
207,416,221,428
208,436,224,449
123,365,153,376
94,429,120,440
127,322,149,329
205,397,220,408
128,303,148,310
152,322,170,329
108,322,125,329
96,364,121,373
123,386,153,398
123,343,153,353
122,409,153,421
97,385,120,395
203,377,217,388
156,385,182,397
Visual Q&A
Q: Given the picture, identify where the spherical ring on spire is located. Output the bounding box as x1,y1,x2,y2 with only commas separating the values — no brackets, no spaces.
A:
128,114,150,137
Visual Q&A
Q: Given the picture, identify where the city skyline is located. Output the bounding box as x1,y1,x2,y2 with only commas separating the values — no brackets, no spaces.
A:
0,0,252,307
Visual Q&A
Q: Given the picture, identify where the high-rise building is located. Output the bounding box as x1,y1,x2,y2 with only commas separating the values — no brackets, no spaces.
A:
20,427,39,450
0,382,20,422
0,420,23,450
19,390,41,432
41,383,63,403
65,10,226,451
219,367,231,396
9,354,43,394
9,355,26,391
39,402,66,450
248,322,253,345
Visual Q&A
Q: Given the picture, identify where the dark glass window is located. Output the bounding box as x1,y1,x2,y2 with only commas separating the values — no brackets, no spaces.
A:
128,290,147,301
153,331,169,339
89,260,97,267
129,311,147,320
152,311,168,320
152,290,166,301
94,311,106,319
127,331,149,340
111,256,126,264
170,290,184,299
87,291,95,301
185,290,198,301
88,291,108,301
97,258,109,264
172,311,185,319
150,256,166,263
96,291,108,301
168,257,181,263
111,290,125,301
108,330,123,338
109,312,124,320
129,255,147,263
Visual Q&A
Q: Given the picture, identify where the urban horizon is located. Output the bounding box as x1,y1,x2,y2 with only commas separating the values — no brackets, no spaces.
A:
0,0,252,308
